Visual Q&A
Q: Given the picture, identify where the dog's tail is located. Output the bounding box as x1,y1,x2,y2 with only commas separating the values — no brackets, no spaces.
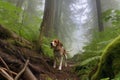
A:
66,48,74,53
64,54,67,59
63,53,68,67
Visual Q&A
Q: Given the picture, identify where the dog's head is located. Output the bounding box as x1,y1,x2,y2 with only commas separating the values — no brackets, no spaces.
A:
50,39,63,48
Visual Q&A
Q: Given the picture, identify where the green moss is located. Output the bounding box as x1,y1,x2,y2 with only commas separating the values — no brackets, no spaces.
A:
42,44,53,57
91,35,120,80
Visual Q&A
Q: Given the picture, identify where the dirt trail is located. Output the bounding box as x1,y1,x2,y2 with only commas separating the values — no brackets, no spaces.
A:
50,63,79,80
0,40,79,80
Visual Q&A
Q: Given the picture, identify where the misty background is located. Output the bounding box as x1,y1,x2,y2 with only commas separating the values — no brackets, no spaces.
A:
2,0,120,57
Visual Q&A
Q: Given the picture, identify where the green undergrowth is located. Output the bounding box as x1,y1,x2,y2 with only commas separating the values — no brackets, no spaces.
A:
72,22,120,79
91,35,120,80
81,9,120,62
41,37,53,58
73,55,100,80
0,0,42,42
74,24,120,79
0,0,54,58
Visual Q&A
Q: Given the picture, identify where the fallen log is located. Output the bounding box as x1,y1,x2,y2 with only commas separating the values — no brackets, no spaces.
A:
23,67,37,80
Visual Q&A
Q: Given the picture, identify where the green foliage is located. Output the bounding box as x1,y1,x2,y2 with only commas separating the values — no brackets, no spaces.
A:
91,35,120,80
101,78,110,80
0,0,42,42
0,0,54,57
82,9,120,58
81,26,119,62
73,9,120,79
0,0,21,27
79,56,100,66
102,9,120,26
73,55,100,80
114,72,120,79
42,37,53,58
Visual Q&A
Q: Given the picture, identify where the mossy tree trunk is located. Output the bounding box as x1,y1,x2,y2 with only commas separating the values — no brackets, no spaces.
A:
91,35,120,80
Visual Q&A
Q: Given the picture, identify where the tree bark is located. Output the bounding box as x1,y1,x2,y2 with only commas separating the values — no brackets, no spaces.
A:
54,0,63,36
96,0,104,32
38,0,56,49
16,0,24,8
40,0,56,37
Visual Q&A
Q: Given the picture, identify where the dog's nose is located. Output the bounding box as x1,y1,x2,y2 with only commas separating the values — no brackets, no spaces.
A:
50,42,53,46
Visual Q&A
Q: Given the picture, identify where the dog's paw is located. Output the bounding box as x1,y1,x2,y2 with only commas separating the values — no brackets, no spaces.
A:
53,66,56,68
58,66,62,70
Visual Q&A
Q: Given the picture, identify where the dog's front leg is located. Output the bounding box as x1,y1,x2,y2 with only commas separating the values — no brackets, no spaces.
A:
53,59,56,68
59,56,63,70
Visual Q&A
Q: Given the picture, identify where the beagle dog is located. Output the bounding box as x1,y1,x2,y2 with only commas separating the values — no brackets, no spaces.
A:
50,39,67,70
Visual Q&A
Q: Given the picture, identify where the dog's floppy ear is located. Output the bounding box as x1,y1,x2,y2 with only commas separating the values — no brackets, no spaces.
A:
56,39,59,44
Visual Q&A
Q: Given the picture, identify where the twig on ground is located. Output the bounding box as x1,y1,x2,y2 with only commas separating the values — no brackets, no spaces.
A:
0,56,12,76
14,59,29,80
0,68,14,80
1,67,17,76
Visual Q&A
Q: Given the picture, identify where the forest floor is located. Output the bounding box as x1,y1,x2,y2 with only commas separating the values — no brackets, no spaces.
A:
0,25,80,80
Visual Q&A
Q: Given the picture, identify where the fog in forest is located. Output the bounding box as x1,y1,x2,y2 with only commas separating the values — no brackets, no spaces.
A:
38,0,98,57
53,0,98,56
3,0,120,57
51,0,120,56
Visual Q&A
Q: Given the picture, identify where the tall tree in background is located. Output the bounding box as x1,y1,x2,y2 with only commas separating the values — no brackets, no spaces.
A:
56,0,76,43
39,0,56,49
16,0,24,8
96,0,104,31
39,0,75,40
54,0,63,36
40,0,56,38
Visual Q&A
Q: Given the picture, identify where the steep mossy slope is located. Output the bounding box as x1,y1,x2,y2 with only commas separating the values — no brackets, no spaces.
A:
91,35,120,80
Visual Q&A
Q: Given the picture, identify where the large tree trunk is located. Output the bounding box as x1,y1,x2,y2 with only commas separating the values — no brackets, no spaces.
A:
96,0,104,32
38,0,56,50
54,0,63,36
16,0,24,8
40,0,56,37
